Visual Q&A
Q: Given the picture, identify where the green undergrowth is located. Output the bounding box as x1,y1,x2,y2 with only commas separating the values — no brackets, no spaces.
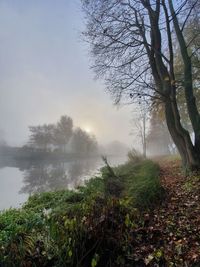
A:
114,159,163,208
0,155,164,267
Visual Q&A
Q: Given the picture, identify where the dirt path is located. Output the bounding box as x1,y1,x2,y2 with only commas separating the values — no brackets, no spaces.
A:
146,159,200,265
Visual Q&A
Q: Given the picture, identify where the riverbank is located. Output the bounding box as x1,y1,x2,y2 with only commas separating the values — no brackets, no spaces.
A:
0,154,162,266
1,155,200,266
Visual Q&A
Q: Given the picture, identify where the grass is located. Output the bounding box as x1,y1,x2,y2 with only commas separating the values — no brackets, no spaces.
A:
114,159,163,208
0,155,163,267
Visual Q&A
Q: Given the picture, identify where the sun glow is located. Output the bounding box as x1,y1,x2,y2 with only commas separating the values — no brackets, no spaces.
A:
84,126,93,134
85,127,92,133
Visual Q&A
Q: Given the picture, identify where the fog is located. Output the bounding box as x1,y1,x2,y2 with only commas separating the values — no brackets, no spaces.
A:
0,0,141,210
0,0,175,210
0,0,135,147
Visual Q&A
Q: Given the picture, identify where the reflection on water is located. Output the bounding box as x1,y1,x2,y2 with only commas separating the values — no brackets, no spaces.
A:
20,159,100,194
0,156,126,210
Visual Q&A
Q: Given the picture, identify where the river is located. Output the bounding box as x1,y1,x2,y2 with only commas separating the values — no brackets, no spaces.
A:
0,155,126,210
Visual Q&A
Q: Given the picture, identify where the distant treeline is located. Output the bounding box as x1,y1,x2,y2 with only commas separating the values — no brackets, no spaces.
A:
0,115,131,162
0,115,99,162
26,115,98,155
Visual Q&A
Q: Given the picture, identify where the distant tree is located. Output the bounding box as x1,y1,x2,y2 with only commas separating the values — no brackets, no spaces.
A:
54,116,73,152
71,128,98,155
146,108,175,156
28,124,55,151
131,98,149,157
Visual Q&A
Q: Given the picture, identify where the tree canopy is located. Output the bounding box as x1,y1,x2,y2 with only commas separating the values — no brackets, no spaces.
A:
82,0,200,170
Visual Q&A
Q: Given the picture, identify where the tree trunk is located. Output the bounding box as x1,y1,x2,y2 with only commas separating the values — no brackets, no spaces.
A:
141,0,200,170
142,115,147,158
165,98,200,170
168,0,200,154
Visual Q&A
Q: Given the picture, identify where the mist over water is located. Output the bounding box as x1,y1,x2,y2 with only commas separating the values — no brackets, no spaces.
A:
0,1,165,211
0,155,127,210
0,108,131,210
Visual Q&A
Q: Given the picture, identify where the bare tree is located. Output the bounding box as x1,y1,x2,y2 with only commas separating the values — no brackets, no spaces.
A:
131,99,148,157
82,0,200,170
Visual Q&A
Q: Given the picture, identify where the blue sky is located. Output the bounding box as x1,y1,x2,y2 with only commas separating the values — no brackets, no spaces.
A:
0,0,134,146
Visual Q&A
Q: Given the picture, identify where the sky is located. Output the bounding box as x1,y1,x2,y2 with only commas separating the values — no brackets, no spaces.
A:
0,0,135,147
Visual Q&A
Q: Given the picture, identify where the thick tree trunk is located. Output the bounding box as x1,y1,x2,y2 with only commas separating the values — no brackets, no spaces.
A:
165,98,200,170
141,0,200,170
168,0,200,154
184,60,200,153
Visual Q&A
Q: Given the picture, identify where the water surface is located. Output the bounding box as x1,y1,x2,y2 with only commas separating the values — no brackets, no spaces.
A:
0,156,126,210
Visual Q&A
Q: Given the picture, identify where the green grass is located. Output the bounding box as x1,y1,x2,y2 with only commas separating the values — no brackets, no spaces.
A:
104,158,163,208
122,160,163,208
